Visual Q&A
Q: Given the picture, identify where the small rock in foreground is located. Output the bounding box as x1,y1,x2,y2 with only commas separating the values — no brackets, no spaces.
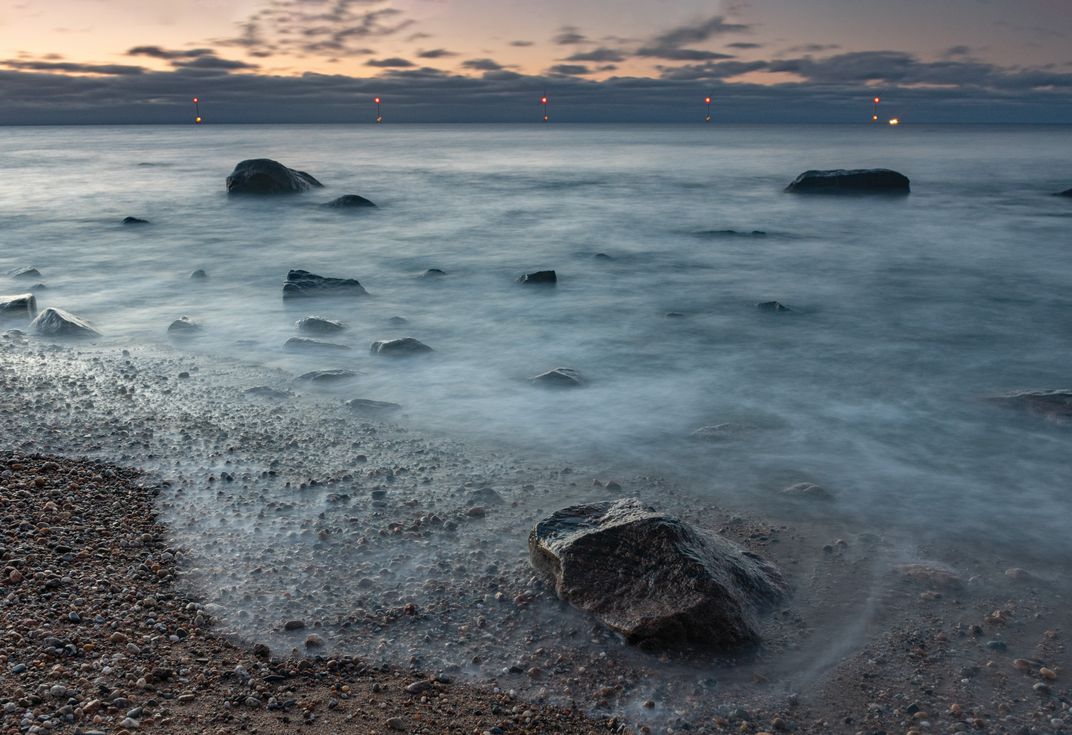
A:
30,307,101,338
0,293,37,319
517,270,557,285
346,398,403,414
324,194,376,208
167,316,202,335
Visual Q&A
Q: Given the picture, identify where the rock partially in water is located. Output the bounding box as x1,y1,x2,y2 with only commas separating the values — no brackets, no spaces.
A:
283,270,369,299
517,270,557,286
296,316,347,334
987,389,1072,425
370,337,433,357
530,367,584,389
226,159,323,194
781,482,832,501
757,301,791,313
0,293,37,320
167,316,202,335
388,316,409,326
29,307,101,338
324,194,376,208
189,269,208,280
345,398,402,414
245,386,291,399
122,216,150,225
7,266,41,280
529,498,786,647
593,253,612,260
284,337,351,352
1056,188,1072,197
420,268,446,279
785,169,910,195
297,369,359,384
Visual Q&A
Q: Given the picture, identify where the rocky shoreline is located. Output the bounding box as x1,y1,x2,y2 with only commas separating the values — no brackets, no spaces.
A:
0,453,603,735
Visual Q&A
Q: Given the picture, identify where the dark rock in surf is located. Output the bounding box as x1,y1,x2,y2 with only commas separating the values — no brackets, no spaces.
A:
296,316,346,334
29,307,100,338
785,169,910,195
189,269,208,280
388,316,409,326
284,337,351,352
283,270,369,299
517,270,557,286
122,216,150,225
420,268,446,279
370,337,433,357
987,389,1072,425
297,369,359,384
594,253,612,260
8,266,41,280
0,293,37,320
530,367,584,389
757,301,791,313
1057,188,1072,197
226,159,323,194
345,398,402,414
325,194,376,209
529,498,786,647
167,316,202,335
30,283,47,291
665,312,686,319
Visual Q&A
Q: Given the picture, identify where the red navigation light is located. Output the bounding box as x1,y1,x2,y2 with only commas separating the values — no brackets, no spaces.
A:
540,96,548,105
374,97,381,104
873,96,880,104
193,97,199,103
704,96,712,104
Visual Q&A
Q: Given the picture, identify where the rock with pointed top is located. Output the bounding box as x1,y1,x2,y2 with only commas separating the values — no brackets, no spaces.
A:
30,307,100,338
530,367,584,389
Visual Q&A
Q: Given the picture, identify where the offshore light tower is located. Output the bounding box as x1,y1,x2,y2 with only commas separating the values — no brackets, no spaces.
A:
374,97,383,123
871,96,880,122
193,97,202,124
704,96,713,123
540,94,549,122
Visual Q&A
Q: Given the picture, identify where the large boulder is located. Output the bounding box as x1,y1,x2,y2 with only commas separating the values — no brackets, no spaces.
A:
988,389,1072,425
7,266,41,280
530,499,786,648
324,194,376,209
370,337,433,356
283,270,369,299
29,307,100,338
786,169,910,195
226,159,323,194
0,293,37,320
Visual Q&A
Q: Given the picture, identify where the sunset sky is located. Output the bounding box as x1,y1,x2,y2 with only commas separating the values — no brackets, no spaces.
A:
1,0,1070,123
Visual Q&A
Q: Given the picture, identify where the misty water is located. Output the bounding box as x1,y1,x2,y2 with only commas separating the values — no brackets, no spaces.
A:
4,123,1070,541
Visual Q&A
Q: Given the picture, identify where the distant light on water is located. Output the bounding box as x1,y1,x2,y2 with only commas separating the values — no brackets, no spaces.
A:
889,117,901,126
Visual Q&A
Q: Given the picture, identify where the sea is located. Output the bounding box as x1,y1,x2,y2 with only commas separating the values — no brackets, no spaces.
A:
2,122,1071,548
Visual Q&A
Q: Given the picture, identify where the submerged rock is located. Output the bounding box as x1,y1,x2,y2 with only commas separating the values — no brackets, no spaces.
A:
690,423,763,442
420,268,446,279
189,269,208,280
284,337,351,352
29,307,101,338
283,269,369,299
370,337,433,356
594,253,612,260
529,498,786,647
226,159,323,194
530,367,584,389
245,386,291,399
517,270,557,285
987,389,1072,425
0,293,37,319
325,194,376,209
785,169,910,195
297,369,359,384
122,216,150,225
781,482,832,501
345,398,402,414
388,316,409,326
167,316,202,335
757,301,791,313
296,316,347,334
8,266,41,280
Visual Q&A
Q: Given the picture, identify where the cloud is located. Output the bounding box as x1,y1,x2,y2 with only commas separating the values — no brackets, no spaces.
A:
461,58,504,71
0,59,145,75
365,56,414,68
635,13,750,61
417,48,457,59
127,46,215,61
172,56,259,71
552,26,590,45
637,48,735,61
509,40,533,47
727,42,763,50
564,48,626,63
548,64,591,76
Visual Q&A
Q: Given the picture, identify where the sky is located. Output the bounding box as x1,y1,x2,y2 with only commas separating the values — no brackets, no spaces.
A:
0,0,1070,123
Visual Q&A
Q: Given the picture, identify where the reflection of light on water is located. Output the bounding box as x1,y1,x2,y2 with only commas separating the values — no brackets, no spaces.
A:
889,118,901,126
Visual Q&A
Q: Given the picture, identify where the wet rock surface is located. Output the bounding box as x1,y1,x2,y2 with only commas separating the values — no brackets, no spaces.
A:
530,367,584,389
29,307,101,338
284,336,351,352
785,169,911,195
517,270,557,285
167,315,202,335
529,499,786,647
296,316,347,334
370,337,433,356
7,266,42,280
988,389,1072,425
0,293,37,320
226,159,323,194
121,216,150,225
282,270,369,299
346,398,403,414
324,194,376,208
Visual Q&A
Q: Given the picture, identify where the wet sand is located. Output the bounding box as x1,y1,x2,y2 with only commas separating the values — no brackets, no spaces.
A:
2,332,1070,734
